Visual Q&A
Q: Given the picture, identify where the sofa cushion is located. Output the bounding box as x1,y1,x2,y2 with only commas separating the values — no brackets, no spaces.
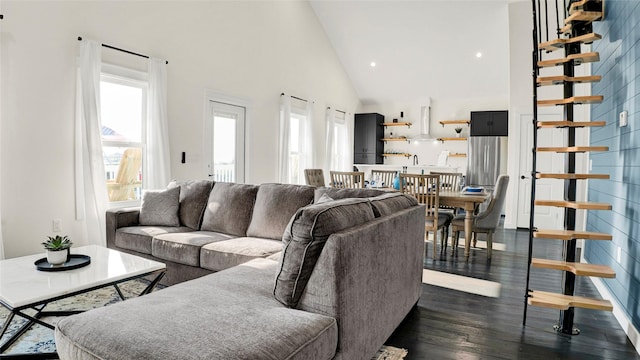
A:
115,226,194,255
168,179,214,230
369,192,419,217
138,187,181,226
200,182,259,236
55,259,338,360
246,183,314,240
200,237,283,271
314,187,385,203
152,231,234,267
274,198,375,308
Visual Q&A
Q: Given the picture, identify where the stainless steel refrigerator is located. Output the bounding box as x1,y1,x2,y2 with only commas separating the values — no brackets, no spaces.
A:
466,136,501,189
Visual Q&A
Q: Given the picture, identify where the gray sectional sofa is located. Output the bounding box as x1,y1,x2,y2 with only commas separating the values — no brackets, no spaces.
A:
55,181,426,360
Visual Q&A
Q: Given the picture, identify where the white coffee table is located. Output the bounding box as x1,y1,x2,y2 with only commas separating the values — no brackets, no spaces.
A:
0,245,166,356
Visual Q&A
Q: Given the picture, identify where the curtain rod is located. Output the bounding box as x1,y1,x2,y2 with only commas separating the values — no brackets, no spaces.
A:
280,92,311,103
77,37,168,64
327,106,346,114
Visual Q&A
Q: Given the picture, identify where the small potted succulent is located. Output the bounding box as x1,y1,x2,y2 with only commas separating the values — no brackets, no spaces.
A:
455,127,463,137
42,235,73,265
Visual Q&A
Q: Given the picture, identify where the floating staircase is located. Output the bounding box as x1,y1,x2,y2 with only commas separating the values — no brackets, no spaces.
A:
524,0,614,336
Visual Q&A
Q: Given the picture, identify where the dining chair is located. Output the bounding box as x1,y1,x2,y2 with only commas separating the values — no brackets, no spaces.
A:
430,171,464,216
451,175,510,259
400,173,452,259
329,171,365,189
304,169,326,187
106,148,143,202
370,169,397,188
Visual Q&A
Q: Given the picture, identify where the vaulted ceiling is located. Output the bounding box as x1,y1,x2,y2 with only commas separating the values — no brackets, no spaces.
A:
310,0,513,106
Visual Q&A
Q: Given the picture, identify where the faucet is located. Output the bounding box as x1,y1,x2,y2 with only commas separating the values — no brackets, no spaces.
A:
413,154,419,166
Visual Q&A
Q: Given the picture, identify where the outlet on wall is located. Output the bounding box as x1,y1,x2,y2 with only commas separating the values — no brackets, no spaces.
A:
53,219,62,232
619,111,628,127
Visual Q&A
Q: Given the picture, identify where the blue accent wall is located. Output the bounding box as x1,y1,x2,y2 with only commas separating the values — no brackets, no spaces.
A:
586,0,640,331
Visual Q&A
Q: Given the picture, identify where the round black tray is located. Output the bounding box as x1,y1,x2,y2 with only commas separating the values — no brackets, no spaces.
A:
35,254,91,272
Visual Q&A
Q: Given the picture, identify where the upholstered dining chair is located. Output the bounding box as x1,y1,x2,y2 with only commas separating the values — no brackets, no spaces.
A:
400,173,452,259
451,175,510,259
370,169,397,188
304,169,325,187
106,148,142,202
330,171,365,189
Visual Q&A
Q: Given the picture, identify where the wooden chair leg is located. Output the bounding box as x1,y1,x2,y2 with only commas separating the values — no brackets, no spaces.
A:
472,232,478,247
431,230,437,260
487,231,493,259
441,227,448,254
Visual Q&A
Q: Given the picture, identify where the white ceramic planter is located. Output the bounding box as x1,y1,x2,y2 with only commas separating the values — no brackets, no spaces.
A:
46,249,68,265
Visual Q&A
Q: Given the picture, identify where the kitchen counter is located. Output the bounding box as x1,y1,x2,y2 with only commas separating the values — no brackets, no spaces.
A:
353,164,460,176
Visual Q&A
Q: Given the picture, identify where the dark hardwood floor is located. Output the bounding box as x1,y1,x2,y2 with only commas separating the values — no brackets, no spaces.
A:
386,224,640,360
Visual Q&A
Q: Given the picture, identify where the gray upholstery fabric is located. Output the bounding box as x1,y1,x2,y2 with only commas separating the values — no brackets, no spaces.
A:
369,192,418,217
297,205,425,360
115,226,193,254
274,198,375,307
152,231,233,267
168,179,214,230
55,259,338,360
200,182,258,236
313,187,385,203
246,183,315,240
106,207,140,249
138,187,181,226
200,237,283,271
425,213,454,227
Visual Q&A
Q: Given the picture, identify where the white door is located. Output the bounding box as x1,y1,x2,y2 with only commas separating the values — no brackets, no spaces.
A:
516,114,565,229
205,101,246,183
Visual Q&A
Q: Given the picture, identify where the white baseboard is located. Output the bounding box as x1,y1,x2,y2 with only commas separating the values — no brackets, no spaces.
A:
583,253,640,356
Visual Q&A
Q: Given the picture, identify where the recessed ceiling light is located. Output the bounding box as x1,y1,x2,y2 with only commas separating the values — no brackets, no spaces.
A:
370,61,376,67
476,52,482,58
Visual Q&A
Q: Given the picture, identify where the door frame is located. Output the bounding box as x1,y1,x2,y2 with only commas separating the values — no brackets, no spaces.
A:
203,89,251,182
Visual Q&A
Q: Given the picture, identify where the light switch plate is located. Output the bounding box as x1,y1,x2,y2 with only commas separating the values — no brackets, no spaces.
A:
620,111,628,127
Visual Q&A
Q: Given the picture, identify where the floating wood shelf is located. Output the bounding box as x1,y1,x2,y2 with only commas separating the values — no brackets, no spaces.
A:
528,290,613,311
437,137,467,142
449,153,467,158
537,75,601,86
536,173,609,180
382,122,411,127
382,153,411,158
537,52,599,68
537,95,603,106
533,229,612,241
537,121,606,128
538,33,602,52
564,10,603,24
381,138,409,142
534,200,612,210
439,120,470,126
532,258,615,278
536,146,608,153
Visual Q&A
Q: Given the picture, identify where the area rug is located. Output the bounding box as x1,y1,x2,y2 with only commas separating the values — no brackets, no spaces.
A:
1,280,408,359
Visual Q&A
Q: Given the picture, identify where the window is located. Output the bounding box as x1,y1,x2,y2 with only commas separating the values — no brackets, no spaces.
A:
330,112,349,171
279,96,313,184
100,67,147,203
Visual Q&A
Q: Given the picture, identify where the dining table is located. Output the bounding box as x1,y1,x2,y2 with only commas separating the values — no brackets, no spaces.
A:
438,189,491,258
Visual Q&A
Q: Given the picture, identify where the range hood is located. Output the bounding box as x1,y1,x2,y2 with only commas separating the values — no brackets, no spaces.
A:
411,99,435,142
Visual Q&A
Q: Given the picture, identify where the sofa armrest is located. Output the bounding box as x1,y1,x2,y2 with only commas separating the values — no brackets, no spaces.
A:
297,205,426,360
106,207,140,249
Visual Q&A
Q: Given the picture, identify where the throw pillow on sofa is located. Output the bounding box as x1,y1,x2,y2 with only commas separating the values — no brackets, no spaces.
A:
168,179,214,229
200,182,259,236
138,187,181,226
313,187,385,203
274,197,375,307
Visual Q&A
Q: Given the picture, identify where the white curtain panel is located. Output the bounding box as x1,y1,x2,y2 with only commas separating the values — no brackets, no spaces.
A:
146,58,171,189
278,95,292,183
299,100,314,184
74,39,108,246
343,112,354,171
324,107,337,181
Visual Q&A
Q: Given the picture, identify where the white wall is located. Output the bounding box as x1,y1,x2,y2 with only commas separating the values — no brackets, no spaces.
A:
0,0,360,257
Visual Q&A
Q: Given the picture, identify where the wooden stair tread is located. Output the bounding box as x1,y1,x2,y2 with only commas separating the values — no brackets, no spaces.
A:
539,33,602,52
533,229,612,241
536,146,608,153
537,75,601,86
528,290,613,311
537,52,599,68
532,258,615,278
569,0,602,14
565,10,603,24
537,121,606,128
534,200,612,210
536,173,609,179
537,95,603,106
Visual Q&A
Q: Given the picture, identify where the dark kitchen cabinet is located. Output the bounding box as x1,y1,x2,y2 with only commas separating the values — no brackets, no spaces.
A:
470,110,508,136
354,113,384,164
